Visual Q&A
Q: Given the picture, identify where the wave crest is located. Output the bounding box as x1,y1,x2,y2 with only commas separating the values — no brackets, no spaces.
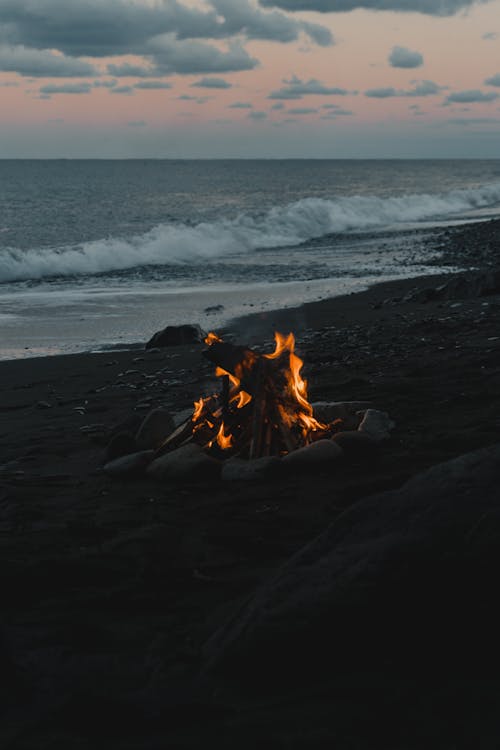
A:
2,181,500,283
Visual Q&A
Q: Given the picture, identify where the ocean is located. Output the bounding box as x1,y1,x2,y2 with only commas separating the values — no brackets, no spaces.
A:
1,158,500,359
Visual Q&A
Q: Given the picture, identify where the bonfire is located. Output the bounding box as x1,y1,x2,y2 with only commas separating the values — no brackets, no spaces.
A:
157,331,338,460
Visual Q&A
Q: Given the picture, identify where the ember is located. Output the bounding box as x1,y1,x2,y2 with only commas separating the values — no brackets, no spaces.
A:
157,331,337,460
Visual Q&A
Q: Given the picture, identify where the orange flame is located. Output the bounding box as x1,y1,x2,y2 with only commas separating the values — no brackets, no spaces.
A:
215,366,240,388
216,422,233,450
205,331,222,346
235,390,252,409
192,397,205,421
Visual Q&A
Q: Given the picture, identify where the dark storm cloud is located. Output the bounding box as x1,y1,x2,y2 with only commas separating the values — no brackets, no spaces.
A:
365,80,443,97
0,44,96,77
388,46,424,68
485,74,500,87
444,89,499,103
269,76,352,100
258,0,490,16
228,101,253,108
192,77,232,89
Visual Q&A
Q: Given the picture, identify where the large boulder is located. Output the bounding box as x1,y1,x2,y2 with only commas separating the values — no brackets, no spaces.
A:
145,324,205,349
205,443,500,683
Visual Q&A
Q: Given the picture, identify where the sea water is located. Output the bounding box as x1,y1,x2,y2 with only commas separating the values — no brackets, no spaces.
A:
1,159,500,359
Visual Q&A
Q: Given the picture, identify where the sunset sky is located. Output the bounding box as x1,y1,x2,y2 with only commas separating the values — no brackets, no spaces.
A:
0,0,499,158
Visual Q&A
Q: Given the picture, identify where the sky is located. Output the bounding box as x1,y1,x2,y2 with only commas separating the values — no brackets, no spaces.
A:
0,0,499,158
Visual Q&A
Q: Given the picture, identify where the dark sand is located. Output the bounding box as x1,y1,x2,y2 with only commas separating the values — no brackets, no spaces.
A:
2,219,500,748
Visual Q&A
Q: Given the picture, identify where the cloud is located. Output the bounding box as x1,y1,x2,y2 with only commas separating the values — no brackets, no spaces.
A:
271,102,285,110
134,80,172,89
288,107,317,114
39,82,92,95
485,74,500,87
482,32,498,40
0,44,96,77
259,0,492,16
177,94,210,103
93,79,118,88
127,120,148,127
365,86,398,98
191,77,232,89
248,110,268,119
110,85,135,95
269,76,352,100
389,46,423,68
0,0,332,65
365,80,444,97
444,89,499,103
325,108,354,115
107,62,157,78
209,0,333,46
147,36,258,75
228,101,253,108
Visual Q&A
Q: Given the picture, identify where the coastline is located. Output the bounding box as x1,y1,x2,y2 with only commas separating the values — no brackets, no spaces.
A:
2,216,500,747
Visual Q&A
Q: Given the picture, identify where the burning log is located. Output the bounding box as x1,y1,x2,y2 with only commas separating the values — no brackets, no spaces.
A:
159,330,337,461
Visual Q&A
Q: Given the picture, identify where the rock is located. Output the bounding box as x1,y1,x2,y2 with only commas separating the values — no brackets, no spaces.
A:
282,439,343,468
145,324,205,350
311,401,371,430
36,400,52,409
332,430,378,457
103,450,155,478
135,408,175,450
147,444,221,481
104,431,137,463
204,304,225,314
357,409,394,442
110,413,143,439
221,456,282,482
205,443,500,683
173,407,196,427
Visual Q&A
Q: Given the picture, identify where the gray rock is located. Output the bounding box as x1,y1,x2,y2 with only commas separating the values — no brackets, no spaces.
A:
104,431,137,463
145,324,205,349
332,430,378,457
173,407,196,428
103,450,155,477
147,443,221,481
221,456,282,482
311,401,371,430
205,443,500,682
135,408,175,450
282,439,343,468
357,409,395,442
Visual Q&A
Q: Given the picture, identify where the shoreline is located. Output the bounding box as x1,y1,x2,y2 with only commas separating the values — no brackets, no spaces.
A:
2,216,500,747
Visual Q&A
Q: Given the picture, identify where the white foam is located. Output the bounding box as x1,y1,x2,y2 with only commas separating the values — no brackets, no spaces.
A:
2,181,500,283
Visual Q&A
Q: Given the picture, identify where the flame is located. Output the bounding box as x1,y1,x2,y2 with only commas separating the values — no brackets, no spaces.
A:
192,398,205,421
205,331,222,346
191,329,329,457
235,390,252,409
215,366,240,389
216,422,233,450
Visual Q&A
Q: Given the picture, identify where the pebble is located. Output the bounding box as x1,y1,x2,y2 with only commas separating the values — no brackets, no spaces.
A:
104,450,155,477
147,444,221,481
221,456,282,482
282,440,343,468
357,409,395,443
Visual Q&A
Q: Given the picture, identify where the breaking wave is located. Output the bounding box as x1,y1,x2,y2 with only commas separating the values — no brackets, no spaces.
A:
2,181,500,283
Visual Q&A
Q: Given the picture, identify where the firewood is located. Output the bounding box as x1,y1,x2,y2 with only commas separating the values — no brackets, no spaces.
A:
156,419,193,456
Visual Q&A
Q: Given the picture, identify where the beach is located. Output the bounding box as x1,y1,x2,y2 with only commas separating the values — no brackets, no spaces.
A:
2,217,500,747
